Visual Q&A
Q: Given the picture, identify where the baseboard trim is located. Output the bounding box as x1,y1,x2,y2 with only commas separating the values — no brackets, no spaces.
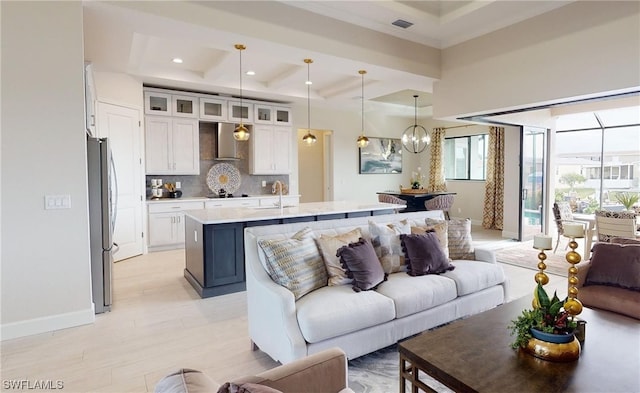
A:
1,307,95,341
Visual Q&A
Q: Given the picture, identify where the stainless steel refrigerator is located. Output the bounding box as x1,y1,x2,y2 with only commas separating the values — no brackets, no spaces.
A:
87,136,117,313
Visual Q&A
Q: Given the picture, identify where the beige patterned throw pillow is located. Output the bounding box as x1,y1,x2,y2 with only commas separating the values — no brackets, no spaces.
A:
316,228,362,286
258,227,328,300
368,220,411,273
411,221,449,259
425,218,475,260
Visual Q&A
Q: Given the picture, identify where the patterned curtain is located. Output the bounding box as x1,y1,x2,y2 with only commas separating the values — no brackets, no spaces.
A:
482,126,505,229
428,128,447,192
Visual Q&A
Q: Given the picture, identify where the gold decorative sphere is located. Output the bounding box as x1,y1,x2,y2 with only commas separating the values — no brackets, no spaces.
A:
537,261,547,270
566,251,581,265
568,287,579,297
568,276,579,286
568,266,578,275
535,272,549,285
564,298,583,316
537,252,547,261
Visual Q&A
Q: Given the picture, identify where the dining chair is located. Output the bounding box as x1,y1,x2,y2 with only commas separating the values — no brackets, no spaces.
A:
552,202,591,254
424,194,455,220
378,194,407,212
594,210,639,243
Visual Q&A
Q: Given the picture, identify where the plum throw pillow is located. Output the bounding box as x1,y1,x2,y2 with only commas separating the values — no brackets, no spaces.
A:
411,221,449,259
585,242,640,291
316,228,361,286
217,382,282,393
425,218,475,260
400,232,455,276
258,227,328,300
337,238,387,292
368,220,411,273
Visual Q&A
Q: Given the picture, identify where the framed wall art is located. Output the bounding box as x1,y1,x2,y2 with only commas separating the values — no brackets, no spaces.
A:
359,137,403,174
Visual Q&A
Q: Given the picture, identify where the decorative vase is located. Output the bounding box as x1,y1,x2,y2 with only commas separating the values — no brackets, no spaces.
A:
525,329,580,362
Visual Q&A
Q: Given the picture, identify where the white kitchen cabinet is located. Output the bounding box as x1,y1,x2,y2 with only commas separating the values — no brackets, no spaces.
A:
148,201,204,250
249,125,291,174
228,100,254,123
254,105,292,126
144,91,172,116
199,97,227,121
145,116,200,175
205,198,259,209
172,94,198,118
259,195,300,207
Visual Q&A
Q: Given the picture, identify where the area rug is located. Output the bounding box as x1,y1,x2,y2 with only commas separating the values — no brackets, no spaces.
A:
348,344,453,393
493,240,571,277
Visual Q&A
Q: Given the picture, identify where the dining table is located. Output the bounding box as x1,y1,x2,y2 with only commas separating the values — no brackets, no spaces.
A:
377,191,456,213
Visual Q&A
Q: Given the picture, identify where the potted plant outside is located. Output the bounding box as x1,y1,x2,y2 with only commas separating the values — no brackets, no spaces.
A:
615,192,639,211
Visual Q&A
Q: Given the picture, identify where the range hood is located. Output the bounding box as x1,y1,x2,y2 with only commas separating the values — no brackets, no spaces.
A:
215,123,240,160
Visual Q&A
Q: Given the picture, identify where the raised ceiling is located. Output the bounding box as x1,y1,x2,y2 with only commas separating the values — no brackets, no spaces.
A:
83,1,573,111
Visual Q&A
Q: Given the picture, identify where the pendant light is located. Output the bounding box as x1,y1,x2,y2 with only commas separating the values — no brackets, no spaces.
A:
356,70,370,148
233,44,250,141
302,58,317,146
401,95,430,153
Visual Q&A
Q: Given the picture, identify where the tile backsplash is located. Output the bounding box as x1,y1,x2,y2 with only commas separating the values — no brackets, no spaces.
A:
146,123,289,199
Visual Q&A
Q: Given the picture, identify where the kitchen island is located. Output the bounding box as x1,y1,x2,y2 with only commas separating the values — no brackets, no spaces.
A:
183,201,403,298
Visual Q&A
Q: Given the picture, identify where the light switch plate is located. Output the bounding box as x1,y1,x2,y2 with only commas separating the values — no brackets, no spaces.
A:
45,195,71,210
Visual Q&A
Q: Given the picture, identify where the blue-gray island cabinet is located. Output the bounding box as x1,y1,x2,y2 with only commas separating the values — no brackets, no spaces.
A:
183,201,403,298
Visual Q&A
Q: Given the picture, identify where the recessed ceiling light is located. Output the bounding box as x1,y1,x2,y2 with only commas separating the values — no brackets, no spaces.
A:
246,70,255,76
172,58,183,64
305,81,312,85
392,19,413,29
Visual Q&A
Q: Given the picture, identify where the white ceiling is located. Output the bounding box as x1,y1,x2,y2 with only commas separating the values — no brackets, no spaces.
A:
83,1,573,111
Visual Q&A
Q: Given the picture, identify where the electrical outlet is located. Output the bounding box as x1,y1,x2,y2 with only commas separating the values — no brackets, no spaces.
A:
262,181,267,187
45,195,71,210
175,181,181,189
458,208,462,213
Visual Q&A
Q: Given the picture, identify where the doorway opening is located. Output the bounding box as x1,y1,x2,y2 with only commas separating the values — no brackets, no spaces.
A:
297,129,333,202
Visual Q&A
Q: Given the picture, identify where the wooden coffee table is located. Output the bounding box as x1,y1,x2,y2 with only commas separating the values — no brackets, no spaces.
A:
399,296,640,393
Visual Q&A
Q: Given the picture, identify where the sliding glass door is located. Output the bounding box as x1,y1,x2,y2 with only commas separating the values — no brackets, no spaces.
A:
520,126,547,241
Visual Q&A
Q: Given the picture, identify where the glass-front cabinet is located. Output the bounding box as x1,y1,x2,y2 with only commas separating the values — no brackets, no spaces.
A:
172,95,198,118
199,97,227,121
145,91,172,116
254,105,292,125
228,100,254,123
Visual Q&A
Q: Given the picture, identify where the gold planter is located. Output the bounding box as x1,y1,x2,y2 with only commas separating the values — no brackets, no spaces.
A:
524,336,581,362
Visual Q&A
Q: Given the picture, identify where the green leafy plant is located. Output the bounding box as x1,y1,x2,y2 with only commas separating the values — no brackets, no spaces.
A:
615,192,639,210
508,283,577,349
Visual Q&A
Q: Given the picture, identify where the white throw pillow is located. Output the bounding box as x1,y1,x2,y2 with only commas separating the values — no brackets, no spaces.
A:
316,228,361,286
368,220,411,273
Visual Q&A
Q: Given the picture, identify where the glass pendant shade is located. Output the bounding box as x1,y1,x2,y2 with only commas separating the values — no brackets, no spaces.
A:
233,44,250,141
402,95,430,153
302,58,317,146
357,70,369,148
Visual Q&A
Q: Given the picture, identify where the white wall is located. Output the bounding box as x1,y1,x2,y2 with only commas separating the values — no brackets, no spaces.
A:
1,2,94,339
92,71,143,109
434,1,640,119
290,103,422,203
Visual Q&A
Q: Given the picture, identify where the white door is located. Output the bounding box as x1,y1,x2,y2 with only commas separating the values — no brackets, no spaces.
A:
97,102,144,261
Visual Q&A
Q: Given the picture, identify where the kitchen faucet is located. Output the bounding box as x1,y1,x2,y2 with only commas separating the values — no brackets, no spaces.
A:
272,180,284,213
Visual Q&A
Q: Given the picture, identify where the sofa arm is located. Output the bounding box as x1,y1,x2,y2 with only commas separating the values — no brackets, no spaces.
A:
576,262,591,289
244,230,308,364
232,348,350,393
473,247,497,264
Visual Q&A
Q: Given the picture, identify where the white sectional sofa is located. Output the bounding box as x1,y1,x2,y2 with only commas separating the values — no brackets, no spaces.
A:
244,211,509,364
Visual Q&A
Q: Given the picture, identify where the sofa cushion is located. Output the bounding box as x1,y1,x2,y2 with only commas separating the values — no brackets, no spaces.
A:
585,242,640,291
411,221,449,259
316,228,361,286
258,227,328,300
375,273,458,318
154,368,218,393
400,232,455,276
217,383,282,393
426,218,475,260
296,285,396,343
442,261,506,296
337,238,387,292
578,284,640,320
368,220,411,273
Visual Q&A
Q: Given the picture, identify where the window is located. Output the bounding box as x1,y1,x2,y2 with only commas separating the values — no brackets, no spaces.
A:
444,135,488,180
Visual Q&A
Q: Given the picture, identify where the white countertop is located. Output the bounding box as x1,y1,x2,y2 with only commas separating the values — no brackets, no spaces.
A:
147,195,300,204
184,201,404,224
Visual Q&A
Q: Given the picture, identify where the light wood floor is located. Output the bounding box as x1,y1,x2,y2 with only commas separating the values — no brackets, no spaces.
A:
1,227,567,393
